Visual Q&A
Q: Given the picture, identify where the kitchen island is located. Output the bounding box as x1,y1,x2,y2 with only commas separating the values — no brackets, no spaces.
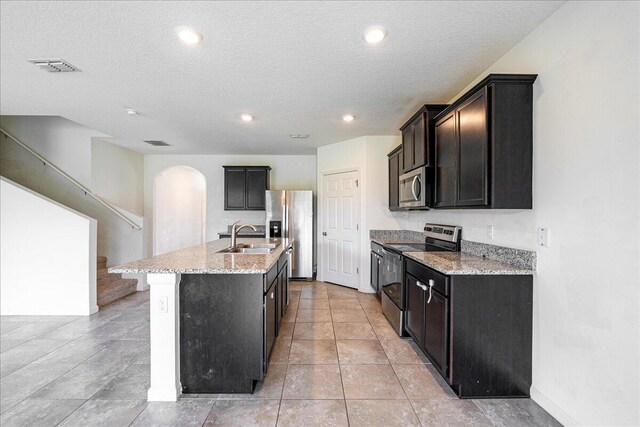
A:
110,238,293,401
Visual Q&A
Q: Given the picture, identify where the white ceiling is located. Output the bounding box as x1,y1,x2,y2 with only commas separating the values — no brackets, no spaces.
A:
0,1,564,154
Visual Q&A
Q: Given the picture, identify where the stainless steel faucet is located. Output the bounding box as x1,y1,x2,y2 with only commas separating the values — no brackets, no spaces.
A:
230,221,258,248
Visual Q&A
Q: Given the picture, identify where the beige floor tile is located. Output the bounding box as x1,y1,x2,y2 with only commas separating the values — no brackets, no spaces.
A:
215,364,286,400
327,290,358,300
329,299,362,310
278,322,294,340
300,289,328,299
204,399,279,426
379,339,425,364
298,299,330,310
331,309,369,323
281,308,297,323
336,340,388,364
277,400,348,426
392,364,455,400
333,323,377,340
370,321,402,340
411,397,492,427
289,282,304,291
269,339,291,364
346,400,420,427
282,365,343,399
293,323,335,340
364,310,388,323
296,310,332,323
341,365,406,399
288,340,338,364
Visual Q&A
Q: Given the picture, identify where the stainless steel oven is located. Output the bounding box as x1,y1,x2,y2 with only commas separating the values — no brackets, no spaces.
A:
399,167,430,208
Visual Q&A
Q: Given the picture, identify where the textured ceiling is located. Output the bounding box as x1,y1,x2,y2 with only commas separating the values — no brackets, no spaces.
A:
0,1,564,154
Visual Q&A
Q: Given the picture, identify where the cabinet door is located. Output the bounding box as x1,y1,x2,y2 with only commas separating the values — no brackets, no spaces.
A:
405,274,425,347
246,169,268,210
370,252,380,293
402,126,413,173
278,263,288,324
412,115,426,169
225,169,246,210
434,112,457,208
388,151,400,210
265,282,277,360
424,289,448,377
456,88,489,206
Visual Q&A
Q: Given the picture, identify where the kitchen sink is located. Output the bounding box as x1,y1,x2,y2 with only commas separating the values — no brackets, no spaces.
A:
218,242,281,254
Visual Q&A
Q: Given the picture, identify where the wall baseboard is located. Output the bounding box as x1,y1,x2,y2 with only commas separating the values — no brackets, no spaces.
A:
530,386,580,427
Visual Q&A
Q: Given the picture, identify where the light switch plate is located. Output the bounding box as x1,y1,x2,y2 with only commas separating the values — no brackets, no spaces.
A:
537,227,549,247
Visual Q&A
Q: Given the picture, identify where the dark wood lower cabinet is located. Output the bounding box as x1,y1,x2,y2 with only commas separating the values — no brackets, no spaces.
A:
179,249,290,394
404,258,532,398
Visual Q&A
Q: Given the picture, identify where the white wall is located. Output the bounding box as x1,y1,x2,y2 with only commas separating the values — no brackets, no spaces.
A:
0,115,146,268
143,154,317,257
1,177,98,315
153,166,206,255
389,2,639,425
0,116,109,187
92,137,144,216
317,136,402,292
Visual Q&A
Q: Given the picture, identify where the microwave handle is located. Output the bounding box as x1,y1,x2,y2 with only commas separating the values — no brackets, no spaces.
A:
411,175,420,201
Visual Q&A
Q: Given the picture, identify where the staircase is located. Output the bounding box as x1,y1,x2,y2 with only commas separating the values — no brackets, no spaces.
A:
97,256,137,306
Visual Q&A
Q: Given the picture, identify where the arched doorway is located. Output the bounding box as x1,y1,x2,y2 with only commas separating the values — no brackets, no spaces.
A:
153,166,206,255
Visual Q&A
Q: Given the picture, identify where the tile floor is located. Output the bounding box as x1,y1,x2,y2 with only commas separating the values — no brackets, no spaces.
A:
0,280,561,426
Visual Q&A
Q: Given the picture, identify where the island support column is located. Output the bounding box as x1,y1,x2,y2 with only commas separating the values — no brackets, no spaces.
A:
147,273,182,401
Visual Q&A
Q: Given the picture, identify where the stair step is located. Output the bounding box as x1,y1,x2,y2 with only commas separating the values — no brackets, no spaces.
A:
98,272,122,286
98,278,137,306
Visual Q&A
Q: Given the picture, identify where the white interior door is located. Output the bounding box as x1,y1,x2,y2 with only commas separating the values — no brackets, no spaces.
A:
322,170,359,288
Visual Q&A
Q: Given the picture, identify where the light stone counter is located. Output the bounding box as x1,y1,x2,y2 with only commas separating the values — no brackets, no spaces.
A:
405,251,535,275
109,238,293,275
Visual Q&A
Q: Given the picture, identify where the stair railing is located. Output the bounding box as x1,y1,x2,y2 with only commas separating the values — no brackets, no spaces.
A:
0,127,142,230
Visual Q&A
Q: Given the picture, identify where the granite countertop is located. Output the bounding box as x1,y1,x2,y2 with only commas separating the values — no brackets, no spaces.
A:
109,238,293,275
217,231,266,236
371,237,425,245
404,252,535,275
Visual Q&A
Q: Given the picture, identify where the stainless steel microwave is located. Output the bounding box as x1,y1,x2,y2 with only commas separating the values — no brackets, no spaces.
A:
399,167,430,209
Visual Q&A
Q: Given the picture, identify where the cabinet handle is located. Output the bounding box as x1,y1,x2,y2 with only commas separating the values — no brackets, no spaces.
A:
416,281,427,291
427,279,434,304
270,292,274,299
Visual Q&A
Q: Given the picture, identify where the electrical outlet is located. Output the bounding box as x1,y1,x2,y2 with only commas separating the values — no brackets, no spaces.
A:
537,227,550,247
486,225,494,240
158,296,168,314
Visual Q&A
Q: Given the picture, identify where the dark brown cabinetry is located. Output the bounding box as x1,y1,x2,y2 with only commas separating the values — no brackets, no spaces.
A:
434,74,537,209
403,257,533,398
387,146,402,210
370,242,384,293
400,105,448,173
223,166,271,211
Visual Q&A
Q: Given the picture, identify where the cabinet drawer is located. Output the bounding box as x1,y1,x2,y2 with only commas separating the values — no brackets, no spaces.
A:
405,258,449,296
371,241,385,256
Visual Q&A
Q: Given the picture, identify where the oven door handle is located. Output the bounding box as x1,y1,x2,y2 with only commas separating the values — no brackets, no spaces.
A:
411,175,419,201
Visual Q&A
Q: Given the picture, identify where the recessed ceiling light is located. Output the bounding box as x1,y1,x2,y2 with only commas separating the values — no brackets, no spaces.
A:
126,109,140,116
175,26,203,45
364,26,388,44
289,134,309,139
342,114,355,122
240,114,253,122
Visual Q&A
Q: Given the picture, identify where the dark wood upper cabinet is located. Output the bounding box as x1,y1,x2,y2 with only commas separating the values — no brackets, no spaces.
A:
387,146,402,210
433,74,537,209
400,104,448,173
223,166,271,211
434,111,457,208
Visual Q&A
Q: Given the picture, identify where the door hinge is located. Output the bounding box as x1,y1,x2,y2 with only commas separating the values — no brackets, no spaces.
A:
357,224,359,230
357,267,359,274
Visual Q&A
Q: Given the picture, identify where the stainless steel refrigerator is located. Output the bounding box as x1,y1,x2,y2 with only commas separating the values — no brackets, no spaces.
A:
265,190,313,280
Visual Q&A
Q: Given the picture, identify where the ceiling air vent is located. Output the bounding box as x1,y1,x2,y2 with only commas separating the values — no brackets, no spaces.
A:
28,58,80,72
144,140,171,147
